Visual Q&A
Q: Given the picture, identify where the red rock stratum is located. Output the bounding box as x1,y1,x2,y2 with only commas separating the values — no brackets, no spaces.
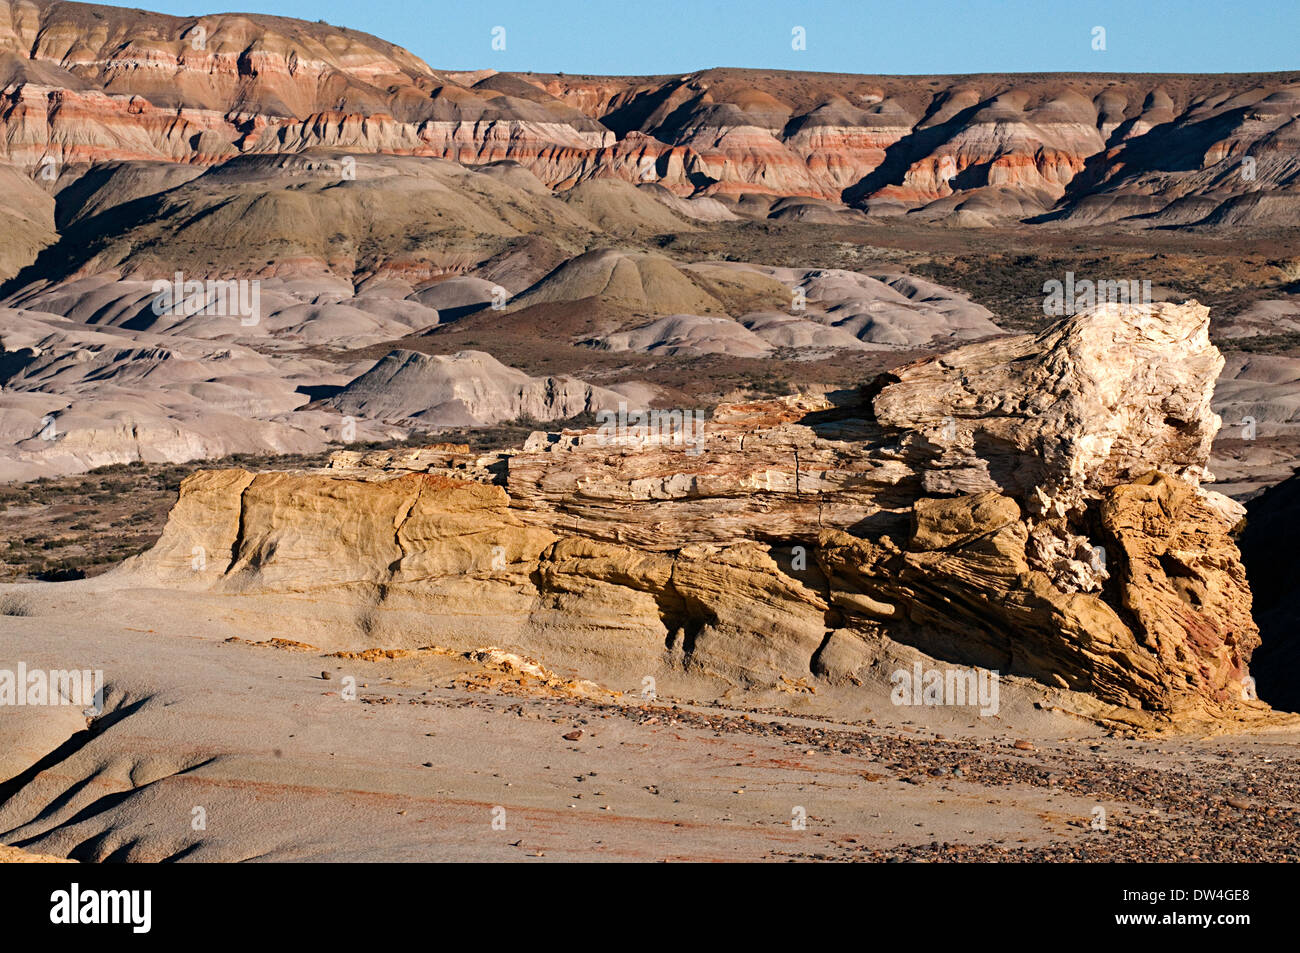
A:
4,0,1300,226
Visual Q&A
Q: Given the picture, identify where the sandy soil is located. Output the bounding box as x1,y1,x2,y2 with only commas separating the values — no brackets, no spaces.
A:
2,580,1298,862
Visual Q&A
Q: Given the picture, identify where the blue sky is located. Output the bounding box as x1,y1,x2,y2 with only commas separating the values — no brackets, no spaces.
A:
86,0,1298,76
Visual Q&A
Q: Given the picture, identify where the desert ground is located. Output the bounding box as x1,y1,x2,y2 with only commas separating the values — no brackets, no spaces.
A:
3,0,1300,867
3,581,1298,863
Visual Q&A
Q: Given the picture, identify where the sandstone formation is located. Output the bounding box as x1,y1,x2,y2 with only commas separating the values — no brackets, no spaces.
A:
126,301,1263,725
0,844,75,863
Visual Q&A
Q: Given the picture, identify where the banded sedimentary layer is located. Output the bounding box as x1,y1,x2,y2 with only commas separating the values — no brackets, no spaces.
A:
3,0,1300,226
126,301,1262,725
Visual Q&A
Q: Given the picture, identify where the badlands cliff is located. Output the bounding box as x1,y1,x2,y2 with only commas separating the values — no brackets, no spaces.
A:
2,0,1300,239
125,301,1263,726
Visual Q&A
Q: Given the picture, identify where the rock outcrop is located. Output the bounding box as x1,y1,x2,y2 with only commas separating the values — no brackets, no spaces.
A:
127,301,1263,725
0,844,76,863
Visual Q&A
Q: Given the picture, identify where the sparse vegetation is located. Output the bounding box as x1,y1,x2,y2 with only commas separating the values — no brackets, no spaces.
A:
0,593,33,616
0,454,338,582
1216,332,1300,354
0,425,621,581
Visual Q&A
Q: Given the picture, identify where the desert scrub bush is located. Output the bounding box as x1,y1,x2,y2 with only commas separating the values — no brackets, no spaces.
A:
34,559,89,582
0,593,33,616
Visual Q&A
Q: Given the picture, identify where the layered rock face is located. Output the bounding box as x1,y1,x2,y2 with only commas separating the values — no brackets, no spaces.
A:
3,1,1300,226
129,301,1261,724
